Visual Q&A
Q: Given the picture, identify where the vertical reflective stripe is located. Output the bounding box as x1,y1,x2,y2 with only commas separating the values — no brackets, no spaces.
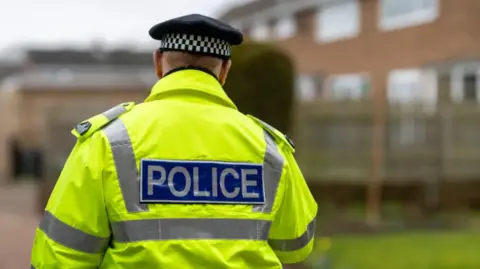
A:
253,131,284,213
268,217,316,251
102,104,127,121
104,119,149,213
39,211,110,254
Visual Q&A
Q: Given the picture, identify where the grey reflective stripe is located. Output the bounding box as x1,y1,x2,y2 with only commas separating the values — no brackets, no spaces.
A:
39,211,109,254
111,218,271,242
104,119,149,213
268,217,316,252
252,131,284,213
256,118,277,135
102,104,127,121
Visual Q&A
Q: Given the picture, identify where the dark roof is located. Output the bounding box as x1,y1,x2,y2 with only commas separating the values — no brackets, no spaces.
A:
0,65,157,91
218,0,276,22
25,49,153,66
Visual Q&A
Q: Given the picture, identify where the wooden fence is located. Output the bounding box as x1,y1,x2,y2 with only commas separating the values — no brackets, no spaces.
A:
36,101,480,212
294,101,480,183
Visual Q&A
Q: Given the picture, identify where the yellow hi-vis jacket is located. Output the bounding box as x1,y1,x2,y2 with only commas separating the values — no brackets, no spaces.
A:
31,68,318,269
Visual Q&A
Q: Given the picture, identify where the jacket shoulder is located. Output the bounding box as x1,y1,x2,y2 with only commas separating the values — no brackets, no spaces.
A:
247,114,295,153
71,102,135,141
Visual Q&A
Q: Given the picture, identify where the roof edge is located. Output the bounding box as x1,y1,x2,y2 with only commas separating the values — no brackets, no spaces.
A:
219,0,339,24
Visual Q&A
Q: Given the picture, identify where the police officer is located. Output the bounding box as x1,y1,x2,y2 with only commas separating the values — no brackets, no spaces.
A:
31,14,317,269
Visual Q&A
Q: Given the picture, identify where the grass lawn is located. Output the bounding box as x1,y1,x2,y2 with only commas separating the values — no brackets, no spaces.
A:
306,231,480,269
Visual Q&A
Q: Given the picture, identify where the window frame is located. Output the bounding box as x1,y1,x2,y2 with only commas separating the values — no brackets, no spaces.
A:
324,72,371,101
315,0,361,43
295,74,323,102
274,15,297,40
451,64,480,103
386,68,432,148
379,0,440,31
249,20,270,41
387,68,424,104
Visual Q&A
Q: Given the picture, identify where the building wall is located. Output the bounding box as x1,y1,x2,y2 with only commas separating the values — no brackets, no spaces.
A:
268,0,480,100
0,88,148,183
0,90,20,184
16,89,148,140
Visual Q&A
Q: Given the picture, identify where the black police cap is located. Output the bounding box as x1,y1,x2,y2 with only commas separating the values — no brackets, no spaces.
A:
149,14,243,59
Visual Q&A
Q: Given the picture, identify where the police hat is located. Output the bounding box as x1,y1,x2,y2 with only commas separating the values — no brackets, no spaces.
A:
149,14,243,59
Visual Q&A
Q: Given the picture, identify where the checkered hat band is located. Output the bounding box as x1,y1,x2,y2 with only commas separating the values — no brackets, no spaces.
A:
160,33,231,57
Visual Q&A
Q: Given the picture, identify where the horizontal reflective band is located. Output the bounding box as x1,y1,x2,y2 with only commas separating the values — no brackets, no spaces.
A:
111,218,272,242
268,217,316,252
39,211,110,254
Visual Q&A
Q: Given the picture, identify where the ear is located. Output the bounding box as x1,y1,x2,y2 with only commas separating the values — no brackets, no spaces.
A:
153,50,163,79
218,60,232,86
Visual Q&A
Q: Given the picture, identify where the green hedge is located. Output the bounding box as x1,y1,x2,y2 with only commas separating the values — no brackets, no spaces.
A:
225,43,294,134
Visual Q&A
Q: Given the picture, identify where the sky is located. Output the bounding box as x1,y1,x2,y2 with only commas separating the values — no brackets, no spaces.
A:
0,0,249,53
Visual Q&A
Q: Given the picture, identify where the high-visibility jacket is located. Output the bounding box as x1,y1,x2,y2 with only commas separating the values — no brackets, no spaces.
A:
31,67,318,269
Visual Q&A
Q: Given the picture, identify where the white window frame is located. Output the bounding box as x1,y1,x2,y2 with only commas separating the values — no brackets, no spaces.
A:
249,21,270,41
274,15,296,40
325,73,370,101
387,68,432,147
295,74,322,101
387,68,437,114
316,0,360,43
379,0,439,31
387,68,424,104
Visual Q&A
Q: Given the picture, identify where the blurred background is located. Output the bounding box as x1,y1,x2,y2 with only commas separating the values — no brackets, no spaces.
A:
1,0,480,268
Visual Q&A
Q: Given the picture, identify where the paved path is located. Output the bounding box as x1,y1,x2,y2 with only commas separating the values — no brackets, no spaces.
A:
0,182,40,269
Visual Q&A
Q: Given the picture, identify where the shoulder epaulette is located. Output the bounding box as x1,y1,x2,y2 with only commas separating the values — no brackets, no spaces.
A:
71,102,135,140
247,115,295,153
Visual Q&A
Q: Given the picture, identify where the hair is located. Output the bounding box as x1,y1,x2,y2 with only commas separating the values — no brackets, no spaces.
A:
162,51,224,74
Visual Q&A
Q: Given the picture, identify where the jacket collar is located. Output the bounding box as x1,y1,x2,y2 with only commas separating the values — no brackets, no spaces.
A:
145,67,237,110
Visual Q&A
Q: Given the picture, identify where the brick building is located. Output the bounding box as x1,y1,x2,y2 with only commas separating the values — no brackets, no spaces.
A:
219,0,480,106
0,49,156,183
219,0,480,211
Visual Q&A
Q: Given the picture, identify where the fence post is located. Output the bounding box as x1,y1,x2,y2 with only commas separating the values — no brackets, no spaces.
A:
366,85,386,225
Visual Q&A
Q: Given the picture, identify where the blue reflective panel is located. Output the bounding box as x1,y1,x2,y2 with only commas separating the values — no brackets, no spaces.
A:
140,159,265,204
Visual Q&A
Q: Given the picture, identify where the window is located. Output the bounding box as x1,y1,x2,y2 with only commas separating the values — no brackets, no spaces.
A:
379,0,439,31
250,21,270,41
387,69,424,104
316,0,360,43
326,73,370,100
387,69,429,147
274,16,296,40
295,74,322,101
451,65,480,103
463,74,477,101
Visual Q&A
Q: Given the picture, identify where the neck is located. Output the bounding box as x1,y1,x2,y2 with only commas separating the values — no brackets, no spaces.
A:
163,66,219,79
